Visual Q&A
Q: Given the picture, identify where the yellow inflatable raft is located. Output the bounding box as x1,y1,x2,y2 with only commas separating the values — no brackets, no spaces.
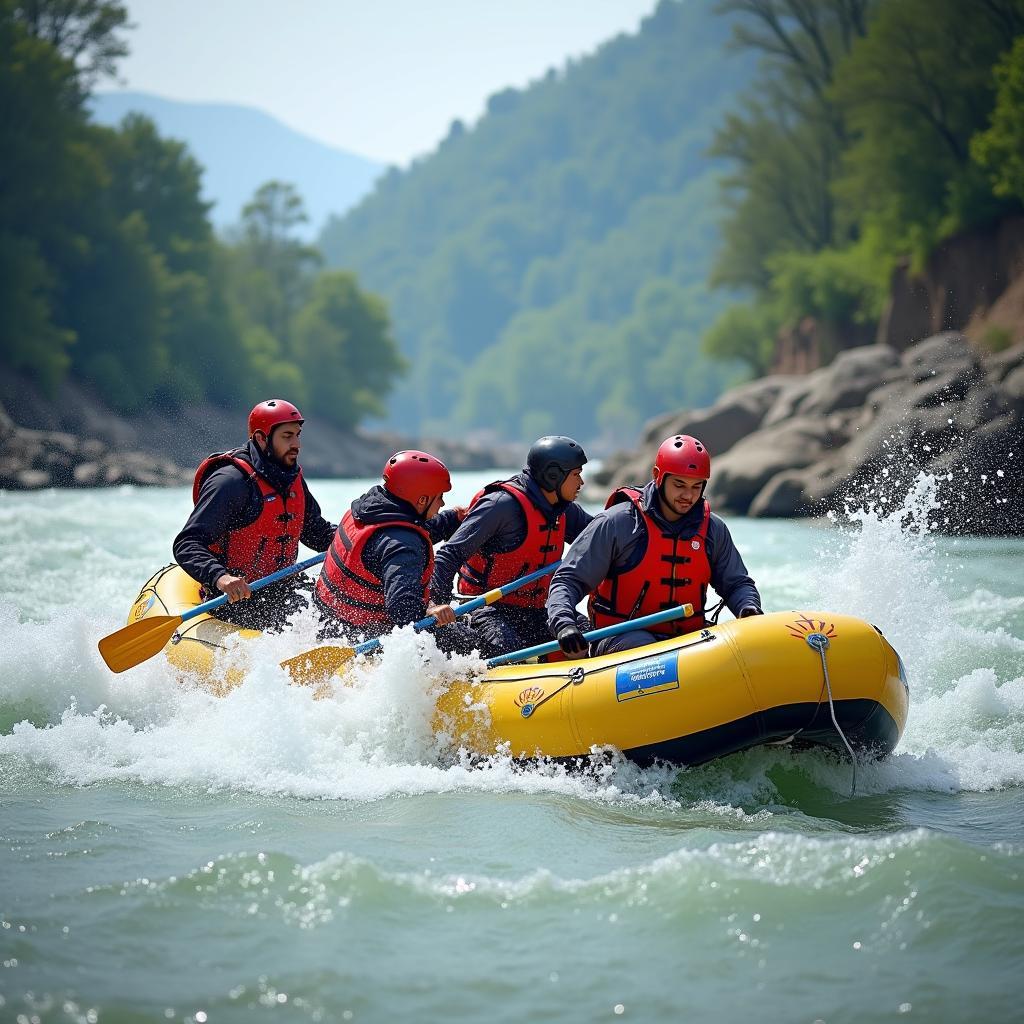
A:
127,565,909,766
437,611,908,766
127,564,260,693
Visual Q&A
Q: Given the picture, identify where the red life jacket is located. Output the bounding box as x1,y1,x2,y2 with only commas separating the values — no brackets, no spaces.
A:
315,508,433,631
589,487,710,637
457,481,566,609
192,449,306,584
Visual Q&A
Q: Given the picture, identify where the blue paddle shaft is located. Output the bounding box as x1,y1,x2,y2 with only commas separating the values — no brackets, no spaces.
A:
351,560,562,657
179,552,327,623
486,604,691,667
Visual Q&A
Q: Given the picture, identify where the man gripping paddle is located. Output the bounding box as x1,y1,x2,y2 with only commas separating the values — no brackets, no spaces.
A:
312,450,476,654
173,399,335,631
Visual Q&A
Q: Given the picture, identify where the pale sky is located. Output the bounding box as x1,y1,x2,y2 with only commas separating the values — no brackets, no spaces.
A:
105,0,660,165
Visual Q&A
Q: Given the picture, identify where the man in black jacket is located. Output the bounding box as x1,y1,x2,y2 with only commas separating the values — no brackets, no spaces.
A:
313,450,473,652
173,399,335,630
430,436,593,658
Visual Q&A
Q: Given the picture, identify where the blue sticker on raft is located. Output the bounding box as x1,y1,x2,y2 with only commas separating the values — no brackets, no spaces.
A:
615,652,679,702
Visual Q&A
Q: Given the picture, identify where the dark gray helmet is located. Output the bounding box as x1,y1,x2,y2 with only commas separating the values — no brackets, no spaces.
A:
526,435,588,491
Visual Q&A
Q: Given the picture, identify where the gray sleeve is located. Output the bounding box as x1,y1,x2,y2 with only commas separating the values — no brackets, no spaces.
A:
429,492,520,603
425,507,462,543
565,501,595,541
546,509,640,636
707,516,762,616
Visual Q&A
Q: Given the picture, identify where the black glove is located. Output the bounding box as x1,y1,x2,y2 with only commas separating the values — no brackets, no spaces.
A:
738,606,764,618
557,625,589,659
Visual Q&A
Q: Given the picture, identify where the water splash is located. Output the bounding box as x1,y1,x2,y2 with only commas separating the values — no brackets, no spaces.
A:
2,473,1022,803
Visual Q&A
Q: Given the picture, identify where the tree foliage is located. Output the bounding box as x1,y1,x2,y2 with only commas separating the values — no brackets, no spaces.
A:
1,0,402,430
703,0,1024,367
971,35,1024,203
319,0,756,443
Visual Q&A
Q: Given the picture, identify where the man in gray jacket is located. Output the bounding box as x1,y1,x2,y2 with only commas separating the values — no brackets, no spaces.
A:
547,434,762,658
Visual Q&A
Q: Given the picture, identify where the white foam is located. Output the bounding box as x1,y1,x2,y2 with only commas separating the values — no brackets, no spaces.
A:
2,472,1022,802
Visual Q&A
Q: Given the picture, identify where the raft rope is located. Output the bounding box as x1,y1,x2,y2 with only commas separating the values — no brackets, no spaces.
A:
514,633,718,719
806,632,857,798
171,620,229,651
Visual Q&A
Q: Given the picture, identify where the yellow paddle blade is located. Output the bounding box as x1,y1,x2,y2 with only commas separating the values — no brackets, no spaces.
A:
280,645,356,686
97,614,182,673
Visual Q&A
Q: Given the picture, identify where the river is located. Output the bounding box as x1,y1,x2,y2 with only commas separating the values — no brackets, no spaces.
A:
1,469,1022,1022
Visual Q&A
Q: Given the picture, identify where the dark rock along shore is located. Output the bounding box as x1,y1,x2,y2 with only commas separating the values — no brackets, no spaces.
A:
0,369,518,491
594,333,1024,535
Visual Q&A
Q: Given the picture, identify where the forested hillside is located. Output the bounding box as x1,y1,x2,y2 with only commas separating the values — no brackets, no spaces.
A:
702,0,1024,373
90,92,383,238
1,0,402,432
319,0,755,446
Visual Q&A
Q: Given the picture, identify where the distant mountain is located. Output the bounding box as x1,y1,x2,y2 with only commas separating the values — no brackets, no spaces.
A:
319,0,754,445
90,91,384,238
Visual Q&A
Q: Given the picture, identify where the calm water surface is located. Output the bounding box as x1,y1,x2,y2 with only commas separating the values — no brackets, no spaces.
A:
1,470,1022,1023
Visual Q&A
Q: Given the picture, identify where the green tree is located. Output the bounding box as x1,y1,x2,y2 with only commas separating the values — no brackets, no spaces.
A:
832,0,1024,258
292,271,405,430
710,0,875,292
971,35,1024,203
702,301,779,376
236,181,320,346
0,2,85,386
14,0,129,91
319,0,756,440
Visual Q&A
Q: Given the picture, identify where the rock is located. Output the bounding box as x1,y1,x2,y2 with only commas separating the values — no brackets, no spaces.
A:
1002,364,1024,407
16,468,50,489
982,341,1024,382
593,375,793,487
900,331,979,383
0,402,14,444
73,462,101,486
748,470,812,518
707,414,852,514
0,367,519,486
762,345,903,427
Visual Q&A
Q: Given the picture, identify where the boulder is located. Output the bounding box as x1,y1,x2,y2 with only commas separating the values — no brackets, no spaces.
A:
707,414,852,514
1002,364,1024,407
900,331,979,383
73,462,101,486
761,345,903,427
982,340,1024,383
747,470,812,518
593,375,793,488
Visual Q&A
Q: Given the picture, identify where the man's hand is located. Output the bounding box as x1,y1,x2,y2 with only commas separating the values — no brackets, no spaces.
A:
452,505,469,523
557,625,589,659
738,606,763,618
216,573,251,603
426,603,457,627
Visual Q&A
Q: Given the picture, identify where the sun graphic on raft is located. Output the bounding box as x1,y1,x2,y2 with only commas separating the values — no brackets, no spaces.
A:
786,613,838,641
514,686,545,708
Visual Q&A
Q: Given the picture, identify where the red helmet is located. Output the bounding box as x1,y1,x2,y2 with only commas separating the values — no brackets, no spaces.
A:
382,450,452,504
653,434,711,485
248,399,304,438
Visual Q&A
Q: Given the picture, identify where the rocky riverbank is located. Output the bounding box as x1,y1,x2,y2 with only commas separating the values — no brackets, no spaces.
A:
594,332,1024,535
0,370,518,491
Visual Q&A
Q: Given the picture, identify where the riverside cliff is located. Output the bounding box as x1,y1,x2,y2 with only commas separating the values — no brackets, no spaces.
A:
596,214,1024,536
595,332,1024,535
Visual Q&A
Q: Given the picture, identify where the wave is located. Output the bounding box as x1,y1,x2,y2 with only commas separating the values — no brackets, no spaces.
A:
2,473,1022,803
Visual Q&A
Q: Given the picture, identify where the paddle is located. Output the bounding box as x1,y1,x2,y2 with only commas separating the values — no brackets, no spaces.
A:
98,553,328,674
485,603,695,667
281,560,562,684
